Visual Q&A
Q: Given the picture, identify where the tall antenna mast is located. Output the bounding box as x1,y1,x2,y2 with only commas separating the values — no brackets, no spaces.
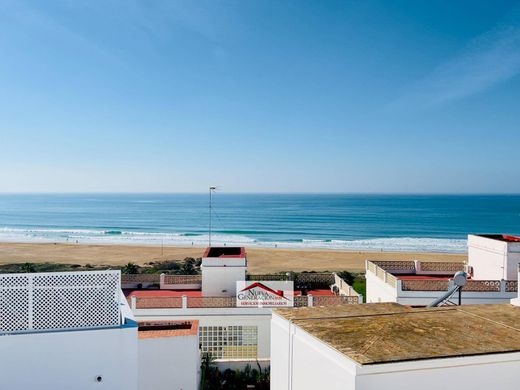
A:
209,186,217,247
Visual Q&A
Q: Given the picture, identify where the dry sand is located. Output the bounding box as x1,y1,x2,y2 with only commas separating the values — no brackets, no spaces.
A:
0,242,467,273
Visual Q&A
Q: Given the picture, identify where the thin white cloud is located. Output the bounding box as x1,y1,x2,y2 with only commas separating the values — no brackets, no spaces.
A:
391,25,520,109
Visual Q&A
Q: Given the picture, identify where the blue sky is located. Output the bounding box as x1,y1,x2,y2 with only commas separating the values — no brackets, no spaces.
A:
1,0,519,193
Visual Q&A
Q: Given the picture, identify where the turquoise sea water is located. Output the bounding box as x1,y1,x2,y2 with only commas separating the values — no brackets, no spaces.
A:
0,194,519,253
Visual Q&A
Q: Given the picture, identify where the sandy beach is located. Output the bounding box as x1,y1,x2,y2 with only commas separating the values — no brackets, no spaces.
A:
0,242,467,273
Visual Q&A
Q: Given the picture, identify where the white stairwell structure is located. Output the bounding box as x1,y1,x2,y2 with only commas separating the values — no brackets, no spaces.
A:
0,270,201,390
0,270,139,390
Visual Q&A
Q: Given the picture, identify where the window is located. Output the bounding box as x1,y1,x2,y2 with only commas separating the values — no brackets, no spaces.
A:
200,325,258,359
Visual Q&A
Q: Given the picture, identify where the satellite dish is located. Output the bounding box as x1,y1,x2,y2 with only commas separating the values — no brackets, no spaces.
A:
453,271,468,287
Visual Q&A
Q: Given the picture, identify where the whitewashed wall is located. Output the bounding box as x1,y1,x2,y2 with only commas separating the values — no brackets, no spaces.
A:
138,333,200,390
365,270,398,303
132,308,272,361
0,326,138,390
271,313,356,390
202,266,246,296
468,235,520,281
356,355,520,390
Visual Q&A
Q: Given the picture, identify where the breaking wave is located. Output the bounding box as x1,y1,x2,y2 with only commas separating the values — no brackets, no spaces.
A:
0,227,467,253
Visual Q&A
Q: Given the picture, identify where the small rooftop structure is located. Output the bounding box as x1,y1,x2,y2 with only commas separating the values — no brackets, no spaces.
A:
274,303,520,365
468,234,520,280
475,234,520,243
137,320,200,390
203,246,246,258
138,320,198,339
0,270,139,390
201,246,248,297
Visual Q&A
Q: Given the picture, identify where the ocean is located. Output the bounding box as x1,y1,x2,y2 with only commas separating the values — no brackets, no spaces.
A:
0,194,519,253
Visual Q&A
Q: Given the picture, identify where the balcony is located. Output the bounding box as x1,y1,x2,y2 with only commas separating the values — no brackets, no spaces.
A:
366,260,518,305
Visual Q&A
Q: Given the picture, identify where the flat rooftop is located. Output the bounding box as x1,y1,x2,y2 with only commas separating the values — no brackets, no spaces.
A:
476,234,520,242
203,246,246,258
274,303,520,365
138,320,198,339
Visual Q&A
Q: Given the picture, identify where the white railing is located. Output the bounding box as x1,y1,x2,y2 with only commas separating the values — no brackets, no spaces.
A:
366,260,519,294
332,273,363,303
0,270,121,335
366,260,399,288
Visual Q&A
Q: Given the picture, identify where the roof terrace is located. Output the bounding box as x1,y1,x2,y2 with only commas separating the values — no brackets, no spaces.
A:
274,303,520,365
366,260,518,305
203,246,246,258
122,271,362,309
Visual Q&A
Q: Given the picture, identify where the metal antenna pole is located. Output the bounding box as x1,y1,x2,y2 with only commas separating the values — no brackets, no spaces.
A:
209,187,212,247
209,186,216,247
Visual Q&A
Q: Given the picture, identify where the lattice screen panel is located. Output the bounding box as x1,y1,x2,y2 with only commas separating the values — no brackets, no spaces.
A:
0,271,121,334
0,275,30,333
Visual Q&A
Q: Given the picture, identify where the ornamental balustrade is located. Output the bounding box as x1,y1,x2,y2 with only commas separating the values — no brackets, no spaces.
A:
370,260,416,273
464,280,501,292
293,296,308,307
163,275,202,285
246,274,288,281
401,279,450,291
419,262,465,273
313,296,359,305
506,281,518,292
121,274,160,284
131,294,360,309
135,296,183,309
187,297,237,308
400,279,515,292
295,273,335,285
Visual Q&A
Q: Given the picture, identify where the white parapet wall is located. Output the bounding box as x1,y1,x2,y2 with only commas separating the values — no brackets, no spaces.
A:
132,307,273,362
0,325,138,389
138,322,200,390
201,247,247,297
0,270,139,390
468,234,520,280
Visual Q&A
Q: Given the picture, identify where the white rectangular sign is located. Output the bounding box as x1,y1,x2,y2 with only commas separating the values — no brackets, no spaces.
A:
236,281,294,307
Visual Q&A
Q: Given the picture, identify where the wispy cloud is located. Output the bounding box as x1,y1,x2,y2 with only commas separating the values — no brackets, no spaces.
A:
391,25,520,109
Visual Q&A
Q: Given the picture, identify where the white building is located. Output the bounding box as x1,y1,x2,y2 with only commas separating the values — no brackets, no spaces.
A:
138,320,200,390
0,270,139,390
468,234,520,280
124,246,361,367
201,247,247,297
0,270,200,390
271,302,520,390
366,234,519,306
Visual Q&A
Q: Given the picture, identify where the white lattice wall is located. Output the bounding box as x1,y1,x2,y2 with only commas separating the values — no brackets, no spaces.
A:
0,271,121,334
